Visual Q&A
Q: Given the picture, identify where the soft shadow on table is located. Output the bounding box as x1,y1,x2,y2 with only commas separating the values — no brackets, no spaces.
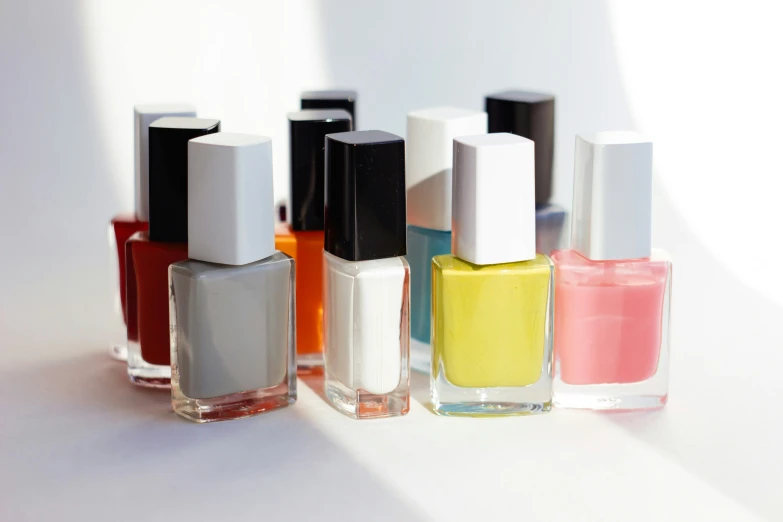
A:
2,350,173,420
0,350,431,522
597,179,783,521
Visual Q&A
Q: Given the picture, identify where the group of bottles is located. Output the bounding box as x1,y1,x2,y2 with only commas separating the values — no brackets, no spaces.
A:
109,90,672,423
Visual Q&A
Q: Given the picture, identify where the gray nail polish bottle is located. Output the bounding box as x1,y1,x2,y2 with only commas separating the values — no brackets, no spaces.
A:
169,133,296,423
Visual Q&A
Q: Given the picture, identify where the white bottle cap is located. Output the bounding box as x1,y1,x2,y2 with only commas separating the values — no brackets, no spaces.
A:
571,131,653,260
406,107,487,231
187,133,275,265
452,133,536,265
134,104,196,220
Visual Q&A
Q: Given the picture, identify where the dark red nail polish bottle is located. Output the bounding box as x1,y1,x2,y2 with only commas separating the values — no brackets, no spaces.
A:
109,215,147,360
126,116,220,387
108,105,195,361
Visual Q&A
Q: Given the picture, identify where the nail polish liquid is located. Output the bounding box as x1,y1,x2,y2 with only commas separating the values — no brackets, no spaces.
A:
274,109,352,370
552,132,671,410
170,133,295,422
431,133,553,416
108,215,147,360
406,224,449,364
126,116,220,387
127,233,187,384
108,104,194,360
405,107,487,373
486,90,565,254
323,130,410,419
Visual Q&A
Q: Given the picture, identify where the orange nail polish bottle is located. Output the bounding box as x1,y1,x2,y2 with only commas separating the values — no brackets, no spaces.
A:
275,109,352,371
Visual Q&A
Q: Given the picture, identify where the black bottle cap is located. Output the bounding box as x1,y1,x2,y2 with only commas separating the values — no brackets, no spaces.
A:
485,90,555,205
324,130,406,261
148,117,220,242
301,90,357,127
288,109,353,231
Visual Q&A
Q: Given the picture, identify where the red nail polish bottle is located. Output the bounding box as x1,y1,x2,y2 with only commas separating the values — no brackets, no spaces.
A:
126,116,220,387
109,215,147,360
108,105,195,361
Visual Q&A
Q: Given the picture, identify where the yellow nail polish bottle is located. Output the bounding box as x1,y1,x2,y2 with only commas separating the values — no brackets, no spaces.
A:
430,133,554,416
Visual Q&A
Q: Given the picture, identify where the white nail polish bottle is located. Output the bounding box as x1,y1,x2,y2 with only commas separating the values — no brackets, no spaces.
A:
323,130,410,419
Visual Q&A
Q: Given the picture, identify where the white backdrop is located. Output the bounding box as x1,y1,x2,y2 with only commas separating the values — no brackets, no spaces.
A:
4,0,781,350
1,1,782,521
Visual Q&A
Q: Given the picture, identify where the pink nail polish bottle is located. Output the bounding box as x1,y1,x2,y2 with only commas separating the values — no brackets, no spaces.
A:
551,132,672,410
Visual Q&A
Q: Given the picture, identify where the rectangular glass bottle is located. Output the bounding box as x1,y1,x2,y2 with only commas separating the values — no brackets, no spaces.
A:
431,254,553,414
274,109,352,370
552,131,671,410
405,107,487,373
275,226,324,367
552,249,671,409
323,130,410,419
324,252,410,418
431,133,552,416
108,215,147,360
170,254,295,422
107,104,193,360
406,224,450,371
170,133,295,422
127,231,187,386
126,116,220,387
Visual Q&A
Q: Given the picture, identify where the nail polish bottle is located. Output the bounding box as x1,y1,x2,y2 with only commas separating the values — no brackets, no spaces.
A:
275,109,352,370
126,117,220,387
485,90,566,254
108,104,195,360
431,133,554,416
301,90,357,127
323,130,410,419
109,216,146,361
405,107,487,373
169,133,296,422
275,94,358,226
552,132,671,410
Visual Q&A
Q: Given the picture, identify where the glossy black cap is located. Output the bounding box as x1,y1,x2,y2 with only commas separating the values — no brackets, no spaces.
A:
301,90,357,127
485,90,555,204
148,117,220,242
288,109,353,231
324,130,406,261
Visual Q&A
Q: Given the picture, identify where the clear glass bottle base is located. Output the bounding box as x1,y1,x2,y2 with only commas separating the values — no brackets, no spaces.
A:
432,400,551,417
410,338,430,374
296,352,324,374
325,380,409,420
109,343,127,362
551,249,672,411
553,390,667,411
128,372,171,388
553,353,669,411
172,384,296,423
430,369,552,417
127,341,171,388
